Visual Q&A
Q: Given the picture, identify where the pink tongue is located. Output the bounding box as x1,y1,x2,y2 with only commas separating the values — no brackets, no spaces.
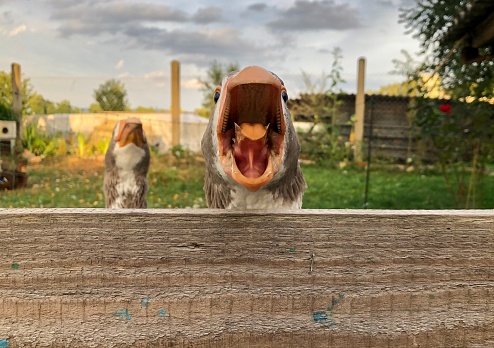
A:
232,123,269,178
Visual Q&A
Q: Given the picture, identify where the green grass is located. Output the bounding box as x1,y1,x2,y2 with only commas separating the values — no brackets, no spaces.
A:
1,155,493,209
302,165,494,209
0,155,207,209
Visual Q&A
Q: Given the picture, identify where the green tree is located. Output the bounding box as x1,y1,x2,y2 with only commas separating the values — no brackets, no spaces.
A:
290,47,350,165
374,82,410,96
93,79,129,111
0,103,13,120
374,76,445,98
400,1,494,99
89,103,103,113
134,106,162,113
400,0,494,208
198,60,240,117
389,49,420,77
55,99,73,113
0,70,35,118
28,93,56,115
371,49,447,97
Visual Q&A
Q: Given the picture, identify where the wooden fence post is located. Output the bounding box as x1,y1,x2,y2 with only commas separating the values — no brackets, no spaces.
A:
171,60,180,147
11,63,22,145
354,57,366,163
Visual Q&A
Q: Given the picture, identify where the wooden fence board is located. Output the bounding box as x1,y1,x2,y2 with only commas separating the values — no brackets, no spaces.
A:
0,208,493,347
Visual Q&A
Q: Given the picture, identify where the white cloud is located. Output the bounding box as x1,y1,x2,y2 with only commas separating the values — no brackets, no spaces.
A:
267,1,362,31
115,59,124,69
191,6,223,24
144,70,168,80
8,24,26,36
181,78,201,89
143,70,168,88
0,0,422,111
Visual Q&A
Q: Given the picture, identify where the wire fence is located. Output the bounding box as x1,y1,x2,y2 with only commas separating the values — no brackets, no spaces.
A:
291,93,422,161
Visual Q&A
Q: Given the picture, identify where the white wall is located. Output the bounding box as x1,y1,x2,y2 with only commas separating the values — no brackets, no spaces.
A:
25,112,208,153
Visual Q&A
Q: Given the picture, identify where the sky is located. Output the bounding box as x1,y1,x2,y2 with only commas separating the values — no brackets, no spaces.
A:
0,0,420,112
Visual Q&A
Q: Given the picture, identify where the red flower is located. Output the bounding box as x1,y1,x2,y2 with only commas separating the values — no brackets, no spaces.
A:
439,104,452,115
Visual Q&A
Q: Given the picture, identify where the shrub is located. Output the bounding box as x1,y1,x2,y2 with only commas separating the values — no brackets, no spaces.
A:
22,124,54,156
0,104,14,121
413,98,494,208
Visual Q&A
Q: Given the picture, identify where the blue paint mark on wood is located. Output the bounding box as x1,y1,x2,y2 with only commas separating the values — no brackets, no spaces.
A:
313,293,345,328
0,339,10,348
114,308,132,320
157,309,167,317
10,263,19,270
312,311,328,323
140,296,151,307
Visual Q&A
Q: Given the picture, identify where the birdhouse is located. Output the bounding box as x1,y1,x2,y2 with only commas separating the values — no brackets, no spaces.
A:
0,121,16,140
0,121,17,154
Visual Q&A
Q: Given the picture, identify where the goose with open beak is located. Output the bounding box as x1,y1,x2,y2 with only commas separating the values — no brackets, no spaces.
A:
104,117,150,208
201,66,306,209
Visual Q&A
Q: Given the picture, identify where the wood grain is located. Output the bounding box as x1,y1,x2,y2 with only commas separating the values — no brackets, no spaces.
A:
0,209,493,347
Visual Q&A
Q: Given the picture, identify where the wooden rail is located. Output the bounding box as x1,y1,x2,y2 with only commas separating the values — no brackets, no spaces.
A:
0,209,493,347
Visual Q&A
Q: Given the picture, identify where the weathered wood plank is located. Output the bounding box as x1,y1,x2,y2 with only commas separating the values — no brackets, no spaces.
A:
0,209,493,347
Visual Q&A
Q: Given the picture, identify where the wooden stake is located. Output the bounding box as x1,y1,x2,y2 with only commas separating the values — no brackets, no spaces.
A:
354,57,366,163
171,60,180,147
11,63,22,142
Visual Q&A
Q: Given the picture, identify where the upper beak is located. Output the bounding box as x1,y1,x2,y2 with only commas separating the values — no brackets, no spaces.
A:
216,66,285,135
215,66,287,192
115,118,146,148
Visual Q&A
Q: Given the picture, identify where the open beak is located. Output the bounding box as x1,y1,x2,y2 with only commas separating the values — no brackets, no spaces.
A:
115,118,146,148
216,66,286,192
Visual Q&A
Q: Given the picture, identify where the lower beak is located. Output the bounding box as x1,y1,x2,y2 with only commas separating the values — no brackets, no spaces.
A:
231,155,274,192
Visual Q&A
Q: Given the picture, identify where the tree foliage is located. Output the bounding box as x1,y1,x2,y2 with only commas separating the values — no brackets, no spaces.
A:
390,49,420,77
399,0,494,99
400,0,494,208
56,99,74,113
290,47,351,166
134,106,163,113
374,82,413,96
29,93,55,115
374,75,445,98
198,60,240,117
89,103,103,113
0,70,35,119
93,79,129,111
0,70,82,118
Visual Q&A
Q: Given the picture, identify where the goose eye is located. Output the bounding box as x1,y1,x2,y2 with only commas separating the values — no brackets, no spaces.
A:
282,90,288,103
213,90,221,104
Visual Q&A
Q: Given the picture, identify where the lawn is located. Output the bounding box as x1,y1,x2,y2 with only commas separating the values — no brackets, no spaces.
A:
302,164,494,209
1,154,493,209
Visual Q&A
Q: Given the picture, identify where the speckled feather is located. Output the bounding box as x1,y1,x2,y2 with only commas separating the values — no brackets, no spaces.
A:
104,123,150,209
103,166,149,208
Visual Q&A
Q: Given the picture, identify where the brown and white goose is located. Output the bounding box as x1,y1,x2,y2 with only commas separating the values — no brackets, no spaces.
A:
104,118,150,208
201,66,306,209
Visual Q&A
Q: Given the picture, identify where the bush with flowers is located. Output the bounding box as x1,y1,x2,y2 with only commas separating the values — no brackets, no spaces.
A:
412,95,493,208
